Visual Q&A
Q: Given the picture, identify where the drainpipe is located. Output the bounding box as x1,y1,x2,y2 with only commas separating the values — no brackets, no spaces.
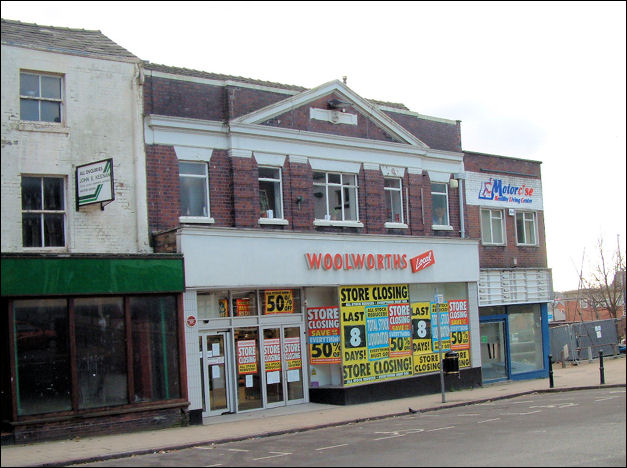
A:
455,172,466,238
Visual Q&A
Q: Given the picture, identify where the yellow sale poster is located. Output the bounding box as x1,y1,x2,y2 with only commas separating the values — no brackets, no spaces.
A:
340,285,413,386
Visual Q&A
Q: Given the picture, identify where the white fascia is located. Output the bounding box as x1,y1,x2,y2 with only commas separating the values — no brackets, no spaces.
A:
145,114,464,176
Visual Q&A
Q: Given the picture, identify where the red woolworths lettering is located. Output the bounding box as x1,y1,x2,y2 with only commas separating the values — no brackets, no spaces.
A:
410,250,435,273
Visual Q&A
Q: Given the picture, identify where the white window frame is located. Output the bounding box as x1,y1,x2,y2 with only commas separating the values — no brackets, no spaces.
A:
384,177,407,228
21,175,67,249
258,166,288,225
515,211,538,246
19,71,64,124
480,208,506,245
431,182,451,230
178,160,213,223
312,171,362,227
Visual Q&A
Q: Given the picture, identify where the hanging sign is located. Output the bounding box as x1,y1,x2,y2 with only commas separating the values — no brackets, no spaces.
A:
76,158,114,210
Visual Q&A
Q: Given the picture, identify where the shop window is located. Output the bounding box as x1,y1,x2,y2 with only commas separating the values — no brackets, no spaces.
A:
516,211,537,245
481,208,505,245
508,304,543,374
179,161,210,220
384,177,404,224
75,297,127,409
313,171,359,221
130,296,181,402
431,183,449,226
13,299,71,416
20,71,63,123
258,167,283,219
262,288,301,315
197,291,229,318
232,290,258,317
21,176,65,248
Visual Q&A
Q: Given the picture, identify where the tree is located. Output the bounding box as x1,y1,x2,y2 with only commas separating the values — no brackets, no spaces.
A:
581,235,625,321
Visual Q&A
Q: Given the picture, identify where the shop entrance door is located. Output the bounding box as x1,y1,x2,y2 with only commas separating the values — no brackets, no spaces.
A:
480,321,508,381
199,331,234,417
262,325,306,408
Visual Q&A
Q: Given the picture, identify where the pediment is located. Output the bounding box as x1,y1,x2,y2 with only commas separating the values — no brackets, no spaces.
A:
230,80,429,148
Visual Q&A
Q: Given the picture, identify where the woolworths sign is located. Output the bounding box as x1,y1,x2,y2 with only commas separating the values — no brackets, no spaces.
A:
76,158,114,209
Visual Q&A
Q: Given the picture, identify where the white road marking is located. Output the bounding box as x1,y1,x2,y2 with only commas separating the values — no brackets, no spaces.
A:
227,448,249,452
203,464,223,467
502,410,541,415
194,446,215,450
316,443,349,451
457,413,480,416
252,451,291,460
427,426,455,432
477,418,500,424
595,396,620,401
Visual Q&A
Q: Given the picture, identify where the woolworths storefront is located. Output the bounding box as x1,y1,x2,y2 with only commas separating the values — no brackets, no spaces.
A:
178,228,481,418
1,253,187,442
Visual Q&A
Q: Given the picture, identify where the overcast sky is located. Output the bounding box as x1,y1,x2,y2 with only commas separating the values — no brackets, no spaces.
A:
2,1,625,291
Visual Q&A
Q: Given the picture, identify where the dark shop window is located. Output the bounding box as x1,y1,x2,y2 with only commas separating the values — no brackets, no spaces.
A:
74,297,127,409
13,299,71,416
130,296,181,402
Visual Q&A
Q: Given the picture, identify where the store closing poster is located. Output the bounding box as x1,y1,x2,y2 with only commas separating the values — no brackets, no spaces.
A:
339,285,413,386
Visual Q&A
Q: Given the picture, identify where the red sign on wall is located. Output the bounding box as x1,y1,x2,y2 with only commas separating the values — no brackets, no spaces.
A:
410,250,435,273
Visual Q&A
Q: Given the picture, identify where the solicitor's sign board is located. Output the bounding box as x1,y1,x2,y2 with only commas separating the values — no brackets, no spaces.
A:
76,158,114,209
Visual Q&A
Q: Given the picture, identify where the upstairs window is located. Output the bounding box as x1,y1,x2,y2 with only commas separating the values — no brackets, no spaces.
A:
20,72,63,123
313,171,359,221
179,161,210,219
431,183,449,226
258,167,283,219
516,211,537,245
21,176,66,247
384,177,404,224
481,208,505,245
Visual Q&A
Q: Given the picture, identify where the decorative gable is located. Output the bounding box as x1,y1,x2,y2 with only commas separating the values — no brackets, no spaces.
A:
230,80,429,148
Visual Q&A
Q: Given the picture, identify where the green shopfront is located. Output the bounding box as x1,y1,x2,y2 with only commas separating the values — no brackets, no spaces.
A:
1,254,188,443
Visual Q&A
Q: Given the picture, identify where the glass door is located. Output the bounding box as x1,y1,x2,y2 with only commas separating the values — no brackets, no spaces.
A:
480,321,508,381
262,325,306,408
199,331,233,417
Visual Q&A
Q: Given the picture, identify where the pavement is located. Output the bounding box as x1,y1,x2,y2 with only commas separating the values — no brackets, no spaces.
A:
2,354,625,467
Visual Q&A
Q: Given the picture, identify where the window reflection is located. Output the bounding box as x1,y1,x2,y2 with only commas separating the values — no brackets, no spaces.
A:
13,299,71,416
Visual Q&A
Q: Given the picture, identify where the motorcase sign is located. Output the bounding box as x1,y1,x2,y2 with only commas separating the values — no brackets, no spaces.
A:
76,158,114,208
307,306,341,364
237,340,257,374
339,285,413,386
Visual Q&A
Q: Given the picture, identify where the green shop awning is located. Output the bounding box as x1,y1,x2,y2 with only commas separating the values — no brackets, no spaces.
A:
1,254,185,297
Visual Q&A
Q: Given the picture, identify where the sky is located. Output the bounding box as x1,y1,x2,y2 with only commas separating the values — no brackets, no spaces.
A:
2,1,625,291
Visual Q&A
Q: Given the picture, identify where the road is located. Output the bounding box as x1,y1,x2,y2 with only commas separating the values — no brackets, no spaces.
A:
72,388,626,467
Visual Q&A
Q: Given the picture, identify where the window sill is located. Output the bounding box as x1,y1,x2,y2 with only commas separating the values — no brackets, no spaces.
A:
258,218,289,225
384,222,408,230
179,216,215,224
314,219,364,228
516,243,538,247
432,224,454,231
18,121,69,134
482,242,506,247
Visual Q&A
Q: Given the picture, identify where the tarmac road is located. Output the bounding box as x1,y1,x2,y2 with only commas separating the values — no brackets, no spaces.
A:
70,388,626,467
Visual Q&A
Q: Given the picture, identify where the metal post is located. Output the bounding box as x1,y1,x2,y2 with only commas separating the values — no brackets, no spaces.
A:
548,354,554,388
599,350,605,384
437,312,446,403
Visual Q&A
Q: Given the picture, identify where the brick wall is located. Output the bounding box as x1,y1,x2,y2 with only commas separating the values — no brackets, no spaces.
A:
464,151,548,268
263,94,400,143
145,144,180,233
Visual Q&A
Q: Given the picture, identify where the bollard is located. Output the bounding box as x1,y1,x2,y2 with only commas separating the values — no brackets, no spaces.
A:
548,354,554,388
599,350,605,384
